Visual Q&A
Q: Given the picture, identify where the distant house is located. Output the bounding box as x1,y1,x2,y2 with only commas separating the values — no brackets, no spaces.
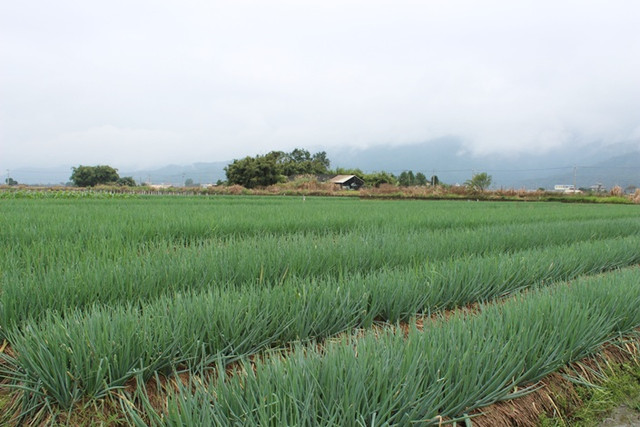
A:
329,175,365,190
554,184,576,193
148,184,172,190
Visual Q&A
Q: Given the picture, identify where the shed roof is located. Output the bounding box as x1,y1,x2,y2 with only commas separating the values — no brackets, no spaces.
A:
329,175,359,184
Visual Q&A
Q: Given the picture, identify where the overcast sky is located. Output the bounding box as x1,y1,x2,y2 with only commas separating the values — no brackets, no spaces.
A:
1,0,639,172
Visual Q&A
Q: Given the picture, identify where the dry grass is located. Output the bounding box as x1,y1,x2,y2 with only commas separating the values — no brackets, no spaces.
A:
610,185,624,197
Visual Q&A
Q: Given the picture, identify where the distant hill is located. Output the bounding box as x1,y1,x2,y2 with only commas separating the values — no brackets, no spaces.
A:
120,161,228,186
520,151,640,190
327,139,640,190
8,139,639,189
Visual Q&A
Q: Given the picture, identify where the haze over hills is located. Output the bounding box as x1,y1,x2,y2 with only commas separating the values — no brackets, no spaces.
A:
327,138,640,190
8,140,640,190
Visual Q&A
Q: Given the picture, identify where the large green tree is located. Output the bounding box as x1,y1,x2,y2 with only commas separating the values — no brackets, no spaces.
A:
278,149,331,176
70,165,120,187
225,152,284,188
225,149,331,188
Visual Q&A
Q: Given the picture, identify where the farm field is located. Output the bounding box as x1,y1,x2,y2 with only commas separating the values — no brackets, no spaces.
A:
1,195,640,425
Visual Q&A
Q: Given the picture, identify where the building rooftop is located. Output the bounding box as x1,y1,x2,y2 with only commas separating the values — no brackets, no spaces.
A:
329,175,358,184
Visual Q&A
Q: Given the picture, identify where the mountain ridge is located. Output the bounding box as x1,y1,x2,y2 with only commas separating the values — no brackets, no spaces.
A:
7,140,639,190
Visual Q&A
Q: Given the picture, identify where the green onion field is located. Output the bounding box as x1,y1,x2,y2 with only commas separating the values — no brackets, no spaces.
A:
1,195,639,425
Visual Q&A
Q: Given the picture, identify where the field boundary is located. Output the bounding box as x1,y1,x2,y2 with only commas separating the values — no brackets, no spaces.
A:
1,186,638,204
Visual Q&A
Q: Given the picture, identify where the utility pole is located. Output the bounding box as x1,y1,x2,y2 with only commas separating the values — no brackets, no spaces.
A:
573,166,577,193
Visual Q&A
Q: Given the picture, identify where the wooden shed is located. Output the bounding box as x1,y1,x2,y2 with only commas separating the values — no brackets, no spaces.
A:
329,175,365,190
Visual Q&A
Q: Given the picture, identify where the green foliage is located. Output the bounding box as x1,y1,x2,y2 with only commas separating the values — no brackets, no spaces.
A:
398,170,415,186
540,359,640,426
363,170,397,187
279,148,330,176
398,171,428,187
543,195,633,204
225,149,330,188
6,235,640,416
465,172,492,192
126,268,640,425
4,177,18,186
70,165,120,187
224,152,284,188
332,167,365,177
571,363,640,425
0,190,136,199
2,198,640,419
184,178,194,187
2,198,640,421
116,176,136,186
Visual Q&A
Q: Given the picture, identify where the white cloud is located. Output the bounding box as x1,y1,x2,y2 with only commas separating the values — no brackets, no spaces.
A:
1,0,639,171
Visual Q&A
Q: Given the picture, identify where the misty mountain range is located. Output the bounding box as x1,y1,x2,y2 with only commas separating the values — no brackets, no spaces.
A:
9,139,640,190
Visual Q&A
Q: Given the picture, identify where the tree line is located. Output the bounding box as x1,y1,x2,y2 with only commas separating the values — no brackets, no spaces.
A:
224,149,330,188
223,148,417,189
64,148,493,191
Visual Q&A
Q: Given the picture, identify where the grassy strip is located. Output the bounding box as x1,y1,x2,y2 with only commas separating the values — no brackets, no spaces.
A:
3,216,639,336
2,187,637,205
539,360,640,426
2,237,639,419
361,192,635,204
123,268,640,426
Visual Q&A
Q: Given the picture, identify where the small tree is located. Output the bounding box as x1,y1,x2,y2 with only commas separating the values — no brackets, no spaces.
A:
5,177,18,186
399,170,421,186
184,178,194,187
117,176,136,187
364,171,397,188
464,172,492,192
398,171,411,187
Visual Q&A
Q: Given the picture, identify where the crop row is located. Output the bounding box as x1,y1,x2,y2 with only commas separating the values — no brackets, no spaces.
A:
2,235,639,415
2,215,640,336
2,198,639,245
125,267,640,426
4,206,640,332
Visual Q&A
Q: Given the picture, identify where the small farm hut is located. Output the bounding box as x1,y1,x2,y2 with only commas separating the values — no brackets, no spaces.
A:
329,175,365,190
